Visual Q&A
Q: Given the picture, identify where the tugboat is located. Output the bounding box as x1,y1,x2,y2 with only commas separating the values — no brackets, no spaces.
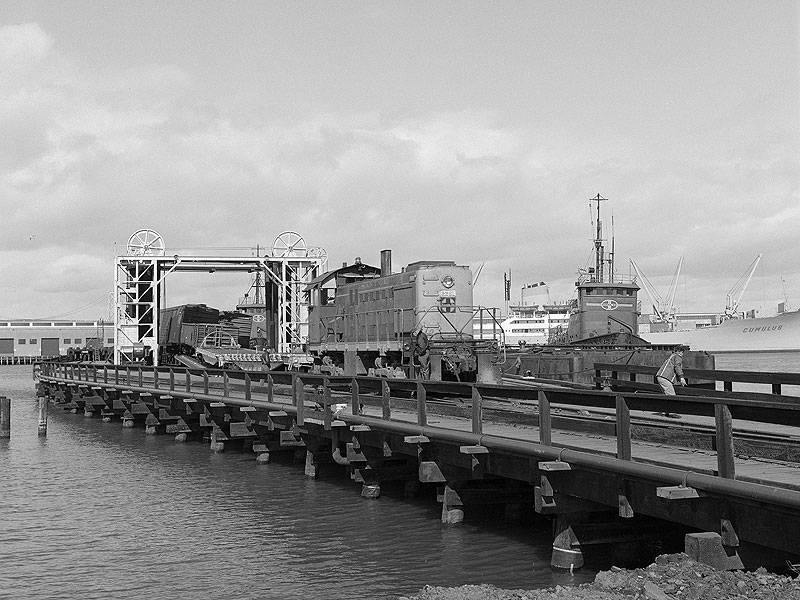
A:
564,194,649,348
506,194,714,386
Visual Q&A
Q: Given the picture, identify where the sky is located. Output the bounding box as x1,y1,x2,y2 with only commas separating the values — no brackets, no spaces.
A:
1,1,798,320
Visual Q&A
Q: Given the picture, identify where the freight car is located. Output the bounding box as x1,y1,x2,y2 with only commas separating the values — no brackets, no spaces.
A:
306,251,503,382
158,304,262,368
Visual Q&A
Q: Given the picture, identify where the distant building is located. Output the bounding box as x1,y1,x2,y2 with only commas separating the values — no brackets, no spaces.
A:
0,320,114,358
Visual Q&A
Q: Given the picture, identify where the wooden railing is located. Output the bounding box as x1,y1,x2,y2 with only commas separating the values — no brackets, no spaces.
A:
594,362,800,396
37,361,800,488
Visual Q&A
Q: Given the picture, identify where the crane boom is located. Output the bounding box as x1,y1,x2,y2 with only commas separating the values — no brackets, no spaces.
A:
724,254,762,317
630,259,665,321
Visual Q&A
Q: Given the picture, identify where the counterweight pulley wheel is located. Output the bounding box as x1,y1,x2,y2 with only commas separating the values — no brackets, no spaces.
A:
272,231,306,257
127,229,165,256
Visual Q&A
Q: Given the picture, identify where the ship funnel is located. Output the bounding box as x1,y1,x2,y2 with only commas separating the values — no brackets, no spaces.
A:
380,250,392,276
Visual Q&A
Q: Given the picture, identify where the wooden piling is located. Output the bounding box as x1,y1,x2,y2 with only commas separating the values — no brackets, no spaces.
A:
38,397,48,437
0,396,10,438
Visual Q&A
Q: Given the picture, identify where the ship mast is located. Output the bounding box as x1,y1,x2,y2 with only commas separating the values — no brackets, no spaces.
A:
591,194,608,283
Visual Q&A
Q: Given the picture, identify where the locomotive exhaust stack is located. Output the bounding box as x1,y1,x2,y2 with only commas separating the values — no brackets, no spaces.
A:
380,249,392,276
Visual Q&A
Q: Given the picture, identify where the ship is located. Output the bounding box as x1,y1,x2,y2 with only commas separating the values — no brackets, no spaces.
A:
501,194,715,385
640,309,800,353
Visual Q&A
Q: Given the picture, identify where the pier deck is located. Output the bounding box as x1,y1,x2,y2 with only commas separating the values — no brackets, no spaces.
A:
35,361,800,569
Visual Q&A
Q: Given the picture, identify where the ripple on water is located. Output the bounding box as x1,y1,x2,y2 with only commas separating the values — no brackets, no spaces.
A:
1,367,598,599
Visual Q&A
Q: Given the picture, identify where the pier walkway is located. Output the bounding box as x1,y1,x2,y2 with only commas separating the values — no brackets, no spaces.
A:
35,361,800,570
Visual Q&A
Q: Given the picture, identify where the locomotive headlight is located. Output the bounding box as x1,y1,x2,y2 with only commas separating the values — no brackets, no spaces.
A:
441,275,455,288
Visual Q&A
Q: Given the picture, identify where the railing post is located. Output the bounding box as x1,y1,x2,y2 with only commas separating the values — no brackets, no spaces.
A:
169,368,175,391
138,366,143,387
203,371,209,395
416,381,427,426
323,377,332,429
615,394,632,460
772,383,782,395
295,375,304,426
351,378,361,415
715,403,736,479
223,371,229,397
471,385,482,435
267,374,273,403
595,368,601,389
93,366,97,383
537,390,551,445
103,365,108,384
381,379,391,420
153,366,159,389
244,373,251,403
185,370,191,393
115,366,119,385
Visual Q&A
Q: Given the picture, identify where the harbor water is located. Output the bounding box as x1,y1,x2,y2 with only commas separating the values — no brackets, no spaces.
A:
0,365,594,600
3,353,798,599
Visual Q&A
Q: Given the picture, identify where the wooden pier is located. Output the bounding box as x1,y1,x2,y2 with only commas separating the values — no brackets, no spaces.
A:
35,361,800,571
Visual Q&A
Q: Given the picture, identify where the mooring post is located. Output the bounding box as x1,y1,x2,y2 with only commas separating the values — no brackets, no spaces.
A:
38,396,48,437
0,396,10,438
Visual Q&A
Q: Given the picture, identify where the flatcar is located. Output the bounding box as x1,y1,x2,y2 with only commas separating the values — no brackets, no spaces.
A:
306,250,502,382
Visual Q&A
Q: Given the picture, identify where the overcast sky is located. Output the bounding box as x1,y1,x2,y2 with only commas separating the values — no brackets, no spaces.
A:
1,1,798,320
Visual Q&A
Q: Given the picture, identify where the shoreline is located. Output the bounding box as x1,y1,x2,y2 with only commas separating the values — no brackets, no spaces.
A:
400,554,800,600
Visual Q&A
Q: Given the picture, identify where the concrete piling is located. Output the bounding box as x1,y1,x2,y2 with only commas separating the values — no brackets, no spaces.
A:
0,396,10,438
38,397,48,437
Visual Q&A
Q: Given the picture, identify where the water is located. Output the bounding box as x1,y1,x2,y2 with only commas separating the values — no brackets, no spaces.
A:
713,351,800,395
0,366,596,600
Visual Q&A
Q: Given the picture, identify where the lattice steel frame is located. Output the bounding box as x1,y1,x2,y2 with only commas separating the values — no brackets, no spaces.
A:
114,250,325,365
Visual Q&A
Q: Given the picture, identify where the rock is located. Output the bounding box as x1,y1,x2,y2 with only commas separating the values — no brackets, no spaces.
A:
643,581,673,600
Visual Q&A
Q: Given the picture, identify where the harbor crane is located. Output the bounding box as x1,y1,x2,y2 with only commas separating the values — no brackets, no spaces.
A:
724,254,762,319
629,257,683,326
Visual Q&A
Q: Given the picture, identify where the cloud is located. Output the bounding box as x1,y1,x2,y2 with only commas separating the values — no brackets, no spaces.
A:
0,22,797,319
0,23,53,65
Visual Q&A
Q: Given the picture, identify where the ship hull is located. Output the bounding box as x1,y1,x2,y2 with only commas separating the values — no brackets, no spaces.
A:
641,310,800,353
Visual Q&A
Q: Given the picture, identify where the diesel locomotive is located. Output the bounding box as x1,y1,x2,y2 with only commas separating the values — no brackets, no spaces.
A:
306,250,502,382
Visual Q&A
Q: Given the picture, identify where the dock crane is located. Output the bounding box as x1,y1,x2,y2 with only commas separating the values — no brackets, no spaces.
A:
630,257,683,326
724,254,762,319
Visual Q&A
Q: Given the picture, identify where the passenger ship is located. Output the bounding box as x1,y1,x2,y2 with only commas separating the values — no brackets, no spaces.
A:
501,282,571,346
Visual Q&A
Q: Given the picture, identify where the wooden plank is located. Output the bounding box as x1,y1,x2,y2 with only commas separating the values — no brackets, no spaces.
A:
404,435,430,444
460,445,489,455
538,461,571,471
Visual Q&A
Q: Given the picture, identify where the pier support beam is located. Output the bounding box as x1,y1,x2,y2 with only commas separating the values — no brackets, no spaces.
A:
0,396,10,438
551,514,584,571
209,425,225,453
441,485,464,524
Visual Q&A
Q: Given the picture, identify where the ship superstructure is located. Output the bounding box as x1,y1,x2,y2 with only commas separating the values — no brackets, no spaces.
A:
565,194,645,347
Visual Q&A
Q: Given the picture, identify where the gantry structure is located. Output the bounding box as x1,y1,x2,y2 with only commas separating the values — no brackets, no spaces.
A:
114,229,327,365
